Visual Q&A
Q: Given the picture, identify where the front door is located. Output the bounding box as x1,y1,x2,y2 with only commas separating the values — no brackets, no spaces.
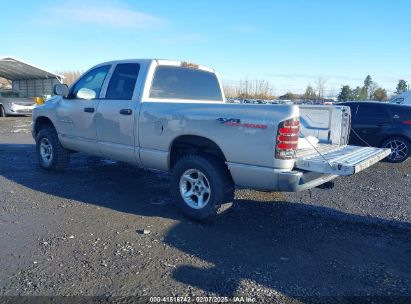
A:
96,63,141,164
56,64,111,155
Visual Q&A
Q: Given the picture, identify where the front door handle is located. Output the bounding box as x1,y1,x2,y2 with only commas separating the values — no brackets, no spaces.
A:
120,109,132,115
84,107,95,113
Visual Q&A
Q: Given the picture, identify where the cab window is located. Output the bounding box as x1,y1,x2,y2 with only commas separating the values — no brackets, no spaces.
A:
149,66,222,101
68,65,110,99
105,63,140,100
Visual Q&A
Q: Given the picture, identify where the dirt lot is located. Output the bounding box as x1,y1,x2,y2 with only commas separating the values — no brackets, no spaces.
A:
0,117,410,302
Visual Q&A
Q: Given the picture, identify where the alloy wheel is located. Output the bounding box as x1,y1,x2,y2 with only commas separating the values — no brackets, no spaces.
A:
179,169,211,209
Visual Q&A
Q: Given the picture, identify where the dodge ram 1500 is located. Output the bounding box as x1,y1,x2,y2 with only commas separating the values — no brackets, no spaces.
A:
32,59,390,220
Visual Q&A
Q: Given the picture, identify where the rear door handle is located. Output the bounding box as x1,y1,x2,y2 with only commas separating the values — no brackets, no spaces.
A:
84,107,95,113
120,109,132,115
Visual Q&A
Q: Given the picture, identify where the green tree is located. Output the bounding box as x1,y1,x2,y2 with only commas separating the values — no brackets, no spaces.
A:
302,86,316,100
279,92,300,100
338,85,352,102
351,86,361,100
369,82,377,100
364,75,372,89
373,87,388,101
395,80,408,95
363,75,373,99
358,86,368,100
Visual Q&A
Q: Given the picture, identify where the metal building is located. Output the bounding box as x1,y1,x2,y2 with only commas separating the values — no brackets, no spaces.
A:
0,57,63,97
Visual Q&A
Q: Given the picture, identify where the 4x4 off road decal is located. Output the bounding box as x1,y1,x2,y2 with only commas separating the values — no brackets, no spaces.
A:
217,118,267,129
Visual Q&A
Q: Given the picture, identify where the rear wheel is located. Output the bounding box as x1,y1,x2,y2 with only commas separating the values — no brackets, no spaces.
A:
36,127,69,171
382,136,410,163
171,154,234,221
0,105,6,117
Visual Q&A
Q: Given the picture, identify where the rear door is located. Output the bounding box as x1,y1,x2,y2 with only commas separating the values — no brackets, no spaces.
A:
350,103,392,146
95,63,141,164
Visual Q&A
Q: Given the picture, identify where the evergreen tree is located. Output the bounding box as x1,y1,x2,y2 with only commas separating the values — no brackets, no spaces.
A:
351,86,361,100
359,87,368,100
363,75,373,99
338,85,352,102
364,75,372,89
395,80,408,95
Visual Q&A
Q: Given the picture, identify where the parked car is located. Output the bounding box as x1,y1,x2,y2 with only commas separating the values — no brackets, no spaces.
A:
389,90,411,106
340,101,411,163
32,59,389,220
0,90,36,117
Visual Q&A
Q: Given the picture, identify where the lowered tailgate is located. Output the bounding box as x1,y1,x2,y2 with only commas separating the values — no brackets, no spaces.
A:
295,144,391,176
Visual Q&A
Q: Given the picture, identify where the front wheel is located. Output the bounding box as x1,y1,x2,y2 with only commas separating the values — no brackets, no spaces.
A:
36,127,69,171
171,155,234,221
382,136,410,163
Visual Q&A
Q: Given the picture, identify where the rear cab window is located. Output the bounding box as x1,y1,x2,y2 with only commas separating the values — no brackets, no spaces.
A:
149,65,222,101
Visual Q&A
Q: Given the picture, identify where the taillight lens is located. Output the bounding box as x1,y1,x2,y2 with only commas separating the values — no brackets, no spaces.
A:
402,120,411,125
276,118,300,159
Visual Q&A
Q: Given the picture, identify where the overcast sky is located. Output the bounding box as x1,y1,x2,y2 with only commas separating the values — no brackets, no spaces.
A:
1,0,410,96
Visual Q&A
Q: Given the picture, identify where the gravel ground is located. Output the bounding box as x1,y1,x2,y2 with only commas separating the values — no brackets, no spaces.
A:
0,117,410,303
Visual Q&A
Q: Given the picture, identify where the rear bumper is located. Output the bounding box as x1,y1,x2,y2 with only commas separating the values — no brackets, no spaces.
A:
227,162,338,192
277,170,338,192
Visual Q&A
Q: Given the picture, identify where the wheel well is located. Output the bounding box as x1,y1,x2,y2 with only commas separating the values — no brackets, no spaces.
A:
380,135,411,147
170,135,227,169
34,117,55,137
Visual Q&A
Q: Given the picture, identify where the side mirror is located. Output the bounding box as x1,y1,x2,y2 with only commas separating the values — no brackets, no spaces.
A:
77,88,96,99
53,84,69,97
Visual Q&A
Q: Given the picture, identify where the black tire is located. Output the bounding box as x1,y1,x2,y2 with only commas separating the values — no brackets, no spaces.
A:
0,105,6,117
171,154,234,221
36,127,69,171
382,136,410,163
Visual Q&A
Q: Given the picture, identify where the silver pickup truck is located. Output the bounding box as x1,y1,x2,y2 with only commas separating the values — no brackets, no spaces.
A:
32,59,390,220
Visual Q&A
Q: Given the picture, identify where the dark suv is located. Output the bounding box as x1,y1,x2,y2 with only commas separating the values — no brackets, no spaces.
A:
340,102,411,163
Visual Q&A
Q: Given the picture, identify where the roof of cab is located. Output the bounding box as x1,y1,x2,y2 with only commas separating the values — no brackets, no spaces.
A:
91,59,215,73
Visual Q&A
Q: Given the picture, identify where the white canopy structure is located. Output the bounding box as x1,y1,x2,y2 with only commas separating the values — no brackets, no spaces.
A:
0,57,63,97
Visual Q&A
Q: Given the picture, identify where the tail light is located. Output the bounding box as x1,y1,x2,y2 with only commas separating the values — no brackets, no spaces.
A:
402,120,411,125
275,118,300,159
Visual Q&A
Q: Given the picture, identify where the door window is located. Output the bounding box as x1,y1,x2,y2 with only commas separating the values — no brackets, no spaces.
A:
106,63,140,100
354,104,391,123
68,65,110,99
